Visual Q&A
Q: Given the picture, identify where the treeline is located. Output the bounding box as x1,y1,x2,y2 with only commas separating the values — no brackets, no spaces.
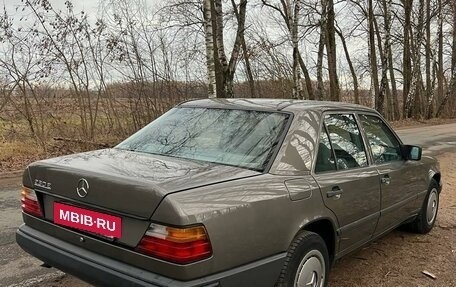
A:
0,0,455,148
197,0,456,120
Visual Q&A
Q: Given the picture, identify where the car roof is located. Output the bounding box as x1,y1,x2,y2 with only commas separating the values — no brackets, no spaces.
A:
178,98,377,114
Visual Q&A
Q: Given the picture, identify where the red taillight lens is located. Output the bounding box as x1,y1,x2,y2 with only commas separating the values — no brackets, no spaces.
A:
136,224,212,264
21,187,43,218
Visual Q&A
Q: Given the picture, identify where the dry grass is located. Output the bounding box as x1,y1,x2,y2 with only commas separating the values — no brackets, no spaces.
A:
0,141,41,160
0,140,43,172
0,116,111,172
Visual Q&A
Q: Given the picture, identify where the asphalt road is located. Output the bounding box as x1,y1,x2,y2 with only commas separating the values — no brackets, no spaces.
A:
0,177,64,287
397,123,456,155
1,123,455,287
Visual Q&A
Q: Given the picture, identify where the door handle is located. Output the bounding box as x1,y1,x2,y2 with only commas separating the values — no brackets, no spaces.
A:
327,187,343,199
381,175,391,185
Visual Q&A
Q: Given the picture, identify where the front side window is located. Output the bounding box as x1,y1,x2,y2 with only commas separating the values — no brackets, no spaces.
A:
359,114,403,164
325,114,368,170
116,107,289,171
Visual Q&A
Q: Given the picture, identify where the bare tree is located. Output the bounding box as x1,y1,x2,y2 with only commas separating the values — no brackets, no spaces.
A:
335,26,359,104
404,0,425,118
325,0,339,101
237,5,256,98
435,0,456,117
291,0,303,99
385,0,399,120
380,0,399,120
402,0,413,117
208,0,248,98
261,0,315,100
433,0,445,118
368,0,380,109
203,0,217,97
316,0,327,100
425,0,432,116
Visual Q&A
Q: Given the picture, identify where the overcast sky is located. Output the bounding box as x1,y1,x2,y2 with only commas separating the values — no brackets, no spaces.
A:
4,0,98,15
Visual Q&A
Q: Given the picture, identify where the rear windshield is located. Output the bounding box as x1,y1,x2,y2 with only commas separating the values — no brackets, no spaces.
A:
116,107,289,171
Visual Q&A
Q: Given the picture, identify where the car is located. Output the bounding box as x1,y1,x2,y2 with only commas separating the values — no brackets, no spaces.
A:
16,99,442,287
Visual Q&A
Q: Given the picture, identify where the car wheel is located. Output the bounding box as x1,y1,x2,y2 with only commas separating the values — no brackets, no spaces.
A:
276,231,329,287
409,179,440,234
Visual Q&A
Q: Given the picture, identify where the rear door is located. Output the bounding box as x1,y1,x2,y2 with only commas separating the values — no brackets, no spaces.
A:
313,113,381,255
358,114,424,236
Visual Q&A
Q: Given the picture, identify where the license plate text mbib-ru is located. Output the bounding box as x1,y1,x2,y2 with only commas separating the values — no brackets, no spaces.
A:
54,202,122,238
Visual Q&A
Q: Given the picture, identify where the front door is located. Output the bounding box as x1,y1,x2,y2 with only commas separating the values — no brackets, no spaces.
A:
358,114,425,235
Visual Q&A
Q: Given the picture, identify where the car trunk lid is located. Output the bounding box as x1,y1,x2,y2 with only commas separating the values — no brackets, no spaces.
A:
25,149,260,219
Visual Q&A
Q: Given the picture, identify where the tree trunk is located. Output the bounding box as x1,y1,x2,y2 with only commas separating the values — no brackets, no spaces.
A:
381,0,399,120
297,51,315,100
210,0,225,98
221,0,248,97
368,0,380,109
378,0,392,117
213,0,227,98
317,0,328,100
425,0,432,117
402,0,413,117
434,0,444,118
325,0,339,101
209,0,247,98
226,0,247,97
373,14,388,116
291,0,302,99
388,41,400,120
203,0,216,98
435,70,456,117
405,0,425,118
240,34,255,97
336,28,359,104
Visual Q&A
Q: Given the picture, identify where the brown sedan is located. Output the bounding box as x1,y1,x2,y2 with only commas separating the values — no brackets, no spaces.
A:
17,99,442,287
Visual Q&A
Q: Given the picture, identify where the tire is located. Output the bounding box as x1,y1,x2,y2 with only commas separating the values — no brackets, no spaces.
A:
408,179,440,234
276,231,329,287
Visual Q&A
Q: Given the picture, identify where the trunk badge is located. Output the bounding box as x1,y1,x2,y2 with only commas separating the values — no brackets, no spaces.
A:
76,179,89,198
34,179,52,190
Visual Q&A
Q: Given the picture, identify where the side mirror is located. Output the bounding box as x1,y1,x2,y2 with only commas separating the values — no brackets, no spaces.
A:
402,145,422,161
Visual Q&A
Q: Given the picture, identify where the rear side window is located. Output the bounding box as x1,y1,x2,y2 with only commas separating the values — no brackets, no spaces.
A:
324,114,368,170
359,114,403,164
315,125,337,173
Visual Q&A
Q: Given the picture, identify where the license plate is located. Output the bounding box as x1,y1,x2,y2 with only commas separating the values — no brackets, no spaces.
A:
54,202,122,239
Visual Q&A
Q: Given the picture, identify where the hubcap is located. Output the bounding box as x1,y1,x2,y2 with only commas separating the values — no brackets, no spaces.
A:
294,250,325,287
426,188,438,225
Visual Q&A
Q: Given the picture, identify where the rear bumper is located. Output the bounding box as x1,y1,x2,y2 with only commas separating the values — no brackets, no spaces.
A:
16,224,285,287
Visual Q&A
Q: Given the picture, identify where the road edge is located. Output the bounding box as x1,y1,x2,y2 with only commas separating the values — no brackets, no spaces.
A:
0,170,22,179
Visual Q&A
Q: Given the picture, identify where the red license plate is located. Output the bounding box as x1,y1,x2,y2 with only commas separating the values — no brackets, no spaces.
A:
54,202,122,238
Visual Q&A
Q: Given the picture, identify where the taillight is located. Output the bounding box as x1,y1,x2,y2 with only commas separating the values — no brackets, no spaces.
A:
136,223,212,264
21,187,43,218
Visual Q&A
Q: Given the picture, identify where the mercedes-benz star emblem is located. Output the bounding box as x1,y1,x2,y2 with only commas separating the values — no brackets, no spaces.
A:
76,178,89,198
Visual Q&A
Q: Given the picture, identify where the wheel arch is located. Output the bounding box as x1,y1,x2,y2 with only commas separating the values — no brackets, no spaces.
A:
300,218,337,264
432,172,441,185
429,169,442,192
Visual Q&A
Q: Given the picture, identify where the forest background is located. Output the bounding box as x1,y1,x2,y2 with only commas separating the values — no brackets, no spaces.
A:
0,0,455,171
